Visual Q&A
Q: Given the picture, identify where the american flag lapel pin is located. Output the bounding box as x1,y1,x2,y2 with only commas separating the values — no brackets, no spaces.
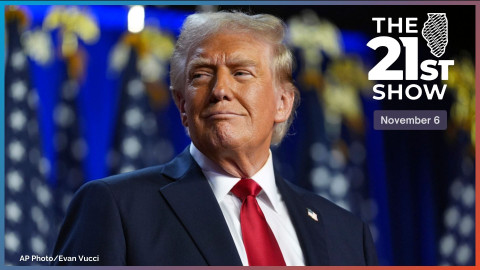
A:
307,208,318,222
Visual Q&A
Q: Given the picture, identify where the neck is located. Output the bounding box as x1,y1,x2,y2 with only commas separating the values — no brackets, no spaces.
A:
195,142,271,178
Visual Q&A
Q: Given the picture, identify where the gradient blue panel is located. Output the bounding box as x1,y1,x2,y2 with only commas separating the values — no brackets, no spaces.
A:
1,3,6,266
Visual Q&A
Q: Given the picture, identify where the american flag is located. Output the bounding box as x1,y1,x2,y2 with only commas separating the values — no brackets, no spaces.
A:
438,140,475,265
5,17,56,265
52,78,86,226
108,47,174,175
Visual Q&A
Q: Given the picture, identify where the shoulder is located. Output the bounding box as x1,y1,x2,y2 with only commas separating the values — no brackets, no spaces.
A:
284,180,364,228
77,147,197,202
74,163,178,206
282,180,378,265
71,147,197,209
63,166,158,210
86,165,172,190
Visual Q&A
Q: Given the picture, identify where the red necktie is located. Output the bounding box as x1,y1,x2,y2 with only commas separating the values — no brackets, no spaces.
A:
231,178,286,266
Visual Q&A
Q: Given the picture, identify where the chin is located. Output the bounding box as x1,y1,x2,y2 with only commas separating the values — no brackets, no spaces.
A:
209,128,248,150
211,134,243,150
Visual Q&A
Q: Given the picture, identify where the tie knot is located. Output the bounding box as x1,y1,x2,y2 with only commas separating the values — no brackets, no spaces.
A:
231,178,262,201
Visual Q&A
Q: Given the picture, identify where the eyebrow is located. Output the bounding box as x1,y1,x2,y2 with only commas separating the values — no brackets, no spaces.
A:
186,55,258,74
187,57,212,71
225,55,258,68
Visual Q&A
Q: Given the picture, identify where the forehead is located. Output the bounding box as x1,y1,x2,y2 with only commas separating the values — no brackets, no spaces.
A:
187,32,273,66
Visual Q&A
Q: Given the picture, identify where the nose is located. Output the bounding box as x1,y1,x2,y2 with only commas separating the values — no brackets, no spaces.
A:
210,68,233,103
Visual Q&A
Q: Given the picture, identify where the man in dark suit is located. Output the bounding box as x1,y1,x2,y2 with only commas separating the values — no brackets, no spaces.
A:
52,11,378,266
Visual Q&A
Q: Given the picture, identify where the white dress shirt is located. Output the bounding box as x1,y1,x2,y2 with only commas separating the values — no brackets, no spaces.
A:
190,143,305,266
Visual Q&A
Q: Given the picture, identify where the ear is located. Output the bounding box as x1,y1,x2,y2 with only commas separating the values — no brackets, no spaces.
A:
274,86,295,124
173,89,188,127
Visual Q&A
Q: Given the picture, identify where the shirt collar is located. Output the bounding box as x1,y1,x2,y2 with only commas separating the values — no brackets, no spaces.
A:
190,143,281,212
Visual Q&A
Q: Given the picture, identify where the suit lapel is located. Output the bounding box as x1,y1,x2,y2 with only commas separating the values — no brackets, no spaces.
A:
275,174,330,266
159,149,242,266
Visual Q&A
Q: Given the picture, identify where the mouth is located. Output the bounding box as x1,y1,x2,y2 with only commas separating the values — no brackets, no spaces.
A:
203,111,244,119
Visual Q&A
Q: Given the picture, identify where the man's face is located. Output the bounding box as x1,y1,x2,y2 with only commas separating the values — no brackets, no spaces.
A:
175,32,293,153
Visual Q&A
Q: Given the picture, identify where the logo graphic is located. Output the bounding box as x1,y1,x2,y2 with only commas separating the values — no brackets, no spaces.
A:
422,13,448,58
367,14,454,101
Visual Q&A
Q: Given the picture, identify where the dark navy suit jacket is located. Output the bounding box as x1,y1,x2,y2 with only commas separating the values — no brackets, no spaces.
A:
52,148,378,266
